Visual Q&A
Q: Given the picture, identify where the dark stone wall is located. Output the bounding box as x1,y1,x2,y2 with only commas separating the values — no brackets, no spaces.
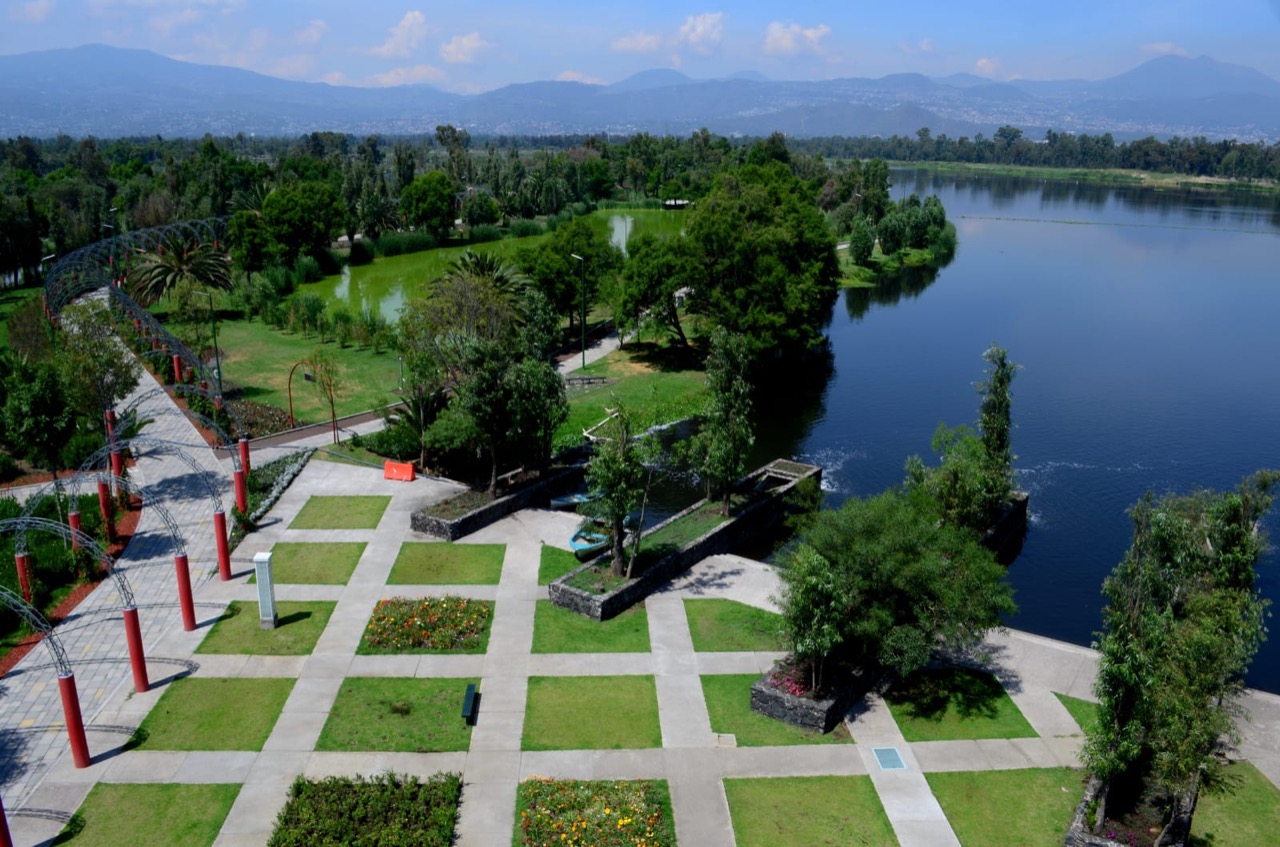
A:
748,662,881,733
1062,777,1192,847
982,490,1029,565
410,466,584,541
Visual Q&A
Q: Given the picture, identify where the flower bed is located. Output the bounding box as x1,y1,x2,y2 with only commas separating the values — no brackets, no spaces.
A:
516,777,675,847
269,771,461,847
750,658,879,734
360,596,494,653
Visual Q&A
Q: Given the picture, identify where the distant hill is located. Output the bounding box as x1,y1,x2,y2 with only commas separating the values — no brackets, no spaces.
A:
1,45,1277,140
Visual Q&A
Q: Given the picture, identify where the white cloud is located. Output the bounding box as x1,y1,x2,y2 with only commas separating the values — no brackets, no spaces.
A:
611,30,662,54
1141,41,1188,57
974,57,1002,77
148,7,201,38
8,0,55,23
295,19,326,45
440,31,489,64
271,54,315,78
321,70,350,86
763,21,830,56
557,69,604,85
371,10,428,58
676,12,724,52
899,37,934,55
370,64,445,86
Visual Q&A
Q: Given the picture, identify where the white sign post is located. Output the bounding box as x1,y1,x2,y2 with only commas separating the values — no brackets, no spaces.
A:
254,551,277,629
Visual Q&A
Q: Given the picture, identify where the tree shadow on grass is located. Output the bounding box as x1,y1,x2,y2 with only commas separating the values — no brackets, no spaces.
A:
887,667,1005,722
622,339,704,373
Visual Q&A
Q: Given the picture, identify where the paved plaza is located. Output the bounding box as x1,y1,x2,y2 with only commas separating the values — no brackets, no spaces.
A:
3,367,1280,846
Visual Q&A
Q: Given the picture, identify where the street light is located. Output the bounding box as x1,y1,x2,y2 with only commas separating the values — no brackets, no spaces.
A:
196,291,222,400
571,253,585,369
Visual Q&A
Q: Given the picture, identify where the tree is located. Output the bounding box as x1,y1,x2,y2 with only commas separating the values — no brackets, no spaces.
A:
261,181,343,264
977,344,1018,491
1082,471,1278,844
619,232,694,350
304,347,341,444
226,209,271,273
697,328,754,515
847,215,875,266
505,357,568,471
585,403,649,578
1,359,76,478
400,171,458,241
517,218,622,333
56,301,142,421
778,488,1015,689
456,340,518,495
126,233,232,306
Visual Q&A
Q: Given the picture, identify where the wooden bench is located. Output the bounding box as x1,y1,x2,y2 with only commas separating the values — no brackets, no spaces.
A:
462,683,479,725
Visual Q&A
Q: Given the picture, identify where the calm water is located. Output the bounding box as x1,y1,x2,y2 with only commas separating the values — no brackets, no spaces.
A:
756,170,1280,692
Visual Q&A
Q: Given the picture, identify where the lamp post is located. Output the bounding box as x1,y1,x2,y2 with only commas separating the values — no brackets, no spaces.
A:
286,360,312,428
571,253,585,369
197,290,222,399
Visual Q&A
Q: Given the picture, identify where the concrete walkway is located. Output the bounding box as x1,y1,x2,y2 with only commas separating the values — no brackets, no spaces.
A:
6,432,1280,844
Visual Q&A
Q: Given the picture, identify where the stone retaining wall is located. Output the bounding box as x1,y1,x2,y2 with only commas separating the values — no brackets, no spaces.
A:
1063,777,1191,847
548,460,822,621
409,466,584,541
749,665,879,733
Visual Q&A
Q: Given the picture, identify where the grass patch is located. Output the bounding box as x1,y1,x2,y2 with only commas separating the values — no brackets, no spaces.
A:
684,599,784,652
272,771,460,847
523,676,661,750
136,677,293,751
57,783,240,847
539,544,580,585
387,542,506,585
358,596,493,654
531,600,650,654
316,677,477,752
247,542,365,584
1054,692,1099,736
196,600,335,655
312,440,390,468
928,768,1083,847
290,494,390,529
515,777,675,847
702,675,852,747
724,775,896,847
1190,760,1280,846
213,317,400,422
883,667,1036,742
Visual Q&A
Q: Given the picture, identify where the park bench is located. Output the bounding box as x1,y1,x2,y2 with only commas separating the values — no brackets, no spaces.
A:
462,683,479,726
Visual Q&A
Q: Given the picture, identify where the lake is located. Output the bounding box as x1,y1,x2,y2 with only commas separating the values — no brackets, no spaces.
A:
757,169,1280,692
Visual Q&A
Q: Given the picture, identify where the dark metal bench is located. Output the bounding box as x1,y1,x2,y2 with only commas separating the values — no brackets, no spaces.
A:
462,683,479,725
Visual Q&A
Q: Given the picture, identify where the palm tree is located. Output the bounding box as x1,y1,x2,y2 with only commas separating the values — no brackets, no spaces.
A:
126,233,232,306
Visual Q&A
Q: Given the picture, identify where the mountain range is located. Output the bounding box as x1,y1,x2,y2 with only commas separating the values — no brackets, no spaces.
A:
1,45,1278,141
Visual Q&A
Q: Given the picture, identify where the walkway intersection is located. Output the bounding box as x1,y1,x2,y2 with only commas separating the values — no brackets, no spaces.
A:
4,384,1280,844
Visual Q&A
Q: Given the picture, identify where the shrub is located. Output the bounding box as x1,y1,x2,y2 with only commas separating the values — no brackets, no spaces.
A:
375,231,437,257
508,218,544,238
347,240,375,266
0,453,20,482
363,425,420,462
269,771,461,847
291,254,323,287
331,308,354,348
468,224,503,244
226,398,292,438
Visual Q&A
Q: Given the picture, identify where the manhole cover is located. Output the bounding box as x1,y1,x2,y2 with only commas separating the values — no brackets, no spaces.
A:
872,747,906,770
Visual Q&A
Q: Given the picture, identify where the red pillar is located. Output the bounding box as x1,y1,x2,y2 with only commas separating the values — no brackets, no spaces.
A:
213,510,231,581
68,511,81,549
58,674,91,769
104,408,117,446
14,553,31,603
174,553,196,631
238,438,251,474
233,468,248,513
97,480,115,543
171,354,183,384
0,789,12,847
110,449,123,479
151,336,159,351
122,606,149,693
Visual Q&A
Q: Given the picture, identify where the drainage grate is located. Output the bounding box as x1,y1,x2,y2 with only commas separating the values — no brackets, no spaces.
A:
872,746,907,770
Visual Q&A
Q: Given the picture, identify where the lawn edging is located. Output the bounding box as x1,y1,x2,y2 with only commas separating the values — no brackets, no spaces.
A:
548,459,821,621
409,465,584,540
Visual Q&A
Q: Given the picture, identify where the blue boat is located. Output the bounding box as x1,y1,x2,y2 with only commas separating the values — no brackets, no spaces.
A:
570,521,610,560
549,492,596,512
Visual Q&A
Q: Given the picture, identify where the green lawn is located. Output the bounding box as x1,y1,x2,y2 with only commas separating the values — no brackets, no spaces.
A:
928,768,1083,847
538,544,580,585
702,675,852,746
316,677,478,753
724,775,897,847
213,317,400,422
1054,692,1099,736
1190,760,1280,846
883,667,1037,742
387,541,506,584
247,541,365,584
136,677,294,751
58,783,241,847
196,600,335,655
523,676,661,750
684,599,785,652
531,600,650,653
290,494,390,529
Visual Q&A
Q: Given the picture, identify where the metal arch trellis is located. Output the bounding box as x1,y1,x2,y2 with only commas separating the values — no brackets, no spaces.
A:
0,586,72,677
120,385,247,449
0,517,137,610
139,404,236,449
123,436,227,517
70,436,226,523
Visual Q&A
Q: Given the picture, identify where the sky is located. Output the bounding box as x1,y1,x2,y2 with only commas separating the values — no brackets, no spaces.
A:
3,0,1280,92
